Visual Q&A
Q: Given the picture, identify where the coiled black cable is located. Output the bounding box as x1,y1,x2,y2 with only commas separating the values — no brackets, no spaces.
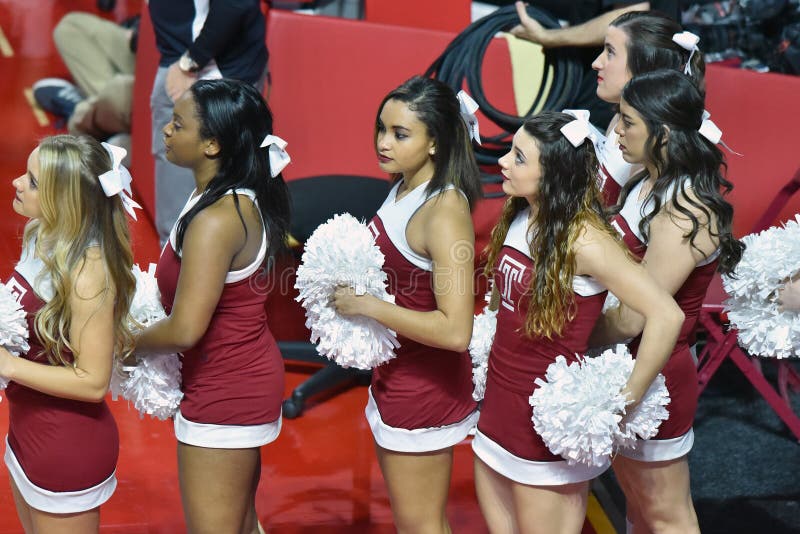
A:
425,4,586,165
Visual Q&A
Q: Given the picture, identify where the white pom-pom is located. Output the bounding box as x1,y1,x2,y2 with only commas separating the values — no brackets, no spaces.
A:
469,305,497,401
295,213,399,370
110,353,183,421
530,345,670,466
602,291,620,313
130,263,168,327
0,282,29,391
593,347,671,449
723,215,800,359
110,264,183,420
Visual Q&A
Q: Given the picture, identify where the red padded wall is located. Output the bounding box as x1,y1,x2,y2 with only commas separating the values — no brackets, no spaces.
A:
266,11,515,183
364,0,471,33
704,64,800,235
129,12,800,291
129,6,157,221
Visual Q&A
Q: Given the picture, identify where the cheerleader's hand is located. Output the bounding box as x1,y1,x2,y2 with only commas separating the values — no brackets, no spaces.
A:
620,385,643,412
777,278,800,313
0,346,16,380
332,285,373,317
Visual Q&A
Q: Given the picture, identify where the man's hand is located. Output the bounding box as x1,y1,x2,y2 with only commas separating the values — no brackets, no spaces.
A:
165,61,197,103
509,1,552,47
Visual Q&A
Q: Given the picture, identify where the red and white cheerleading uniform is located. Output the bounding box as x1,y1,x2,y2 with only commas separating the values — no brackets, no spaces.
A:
157,189,283,448
612,179,717,461
3,238,118,513
597,116,643,207
365,180,479,452
472,209,609,485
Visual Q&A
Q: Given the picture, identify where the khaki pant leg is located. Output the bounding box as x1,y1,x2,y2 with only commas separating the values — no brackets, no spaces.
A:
68,74,134,137
53,12,135,96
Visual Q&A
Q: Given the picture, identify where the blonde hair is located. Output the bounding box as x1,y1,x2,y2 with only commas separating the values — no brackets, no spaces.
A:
24,135,135,367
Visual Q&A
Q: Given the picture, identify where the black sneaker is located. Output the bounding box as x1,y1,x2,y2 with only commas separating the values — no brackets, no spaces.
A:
32,78,85,118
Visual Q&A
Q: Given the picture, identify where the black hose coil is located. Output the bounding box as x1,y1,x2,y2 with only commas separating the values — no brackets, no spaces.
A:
425,4,586,165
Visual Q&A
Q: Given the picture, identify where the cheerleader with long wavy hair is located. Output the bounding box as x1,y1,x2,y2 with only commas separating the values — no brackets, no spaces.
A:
1,134,137,533
591,69,744,533
473,111,683,534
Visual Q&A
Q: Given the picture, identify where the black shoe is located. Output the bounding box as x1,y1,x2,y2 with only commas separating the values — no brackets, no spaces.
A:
97,0,116,12
32,78,84,119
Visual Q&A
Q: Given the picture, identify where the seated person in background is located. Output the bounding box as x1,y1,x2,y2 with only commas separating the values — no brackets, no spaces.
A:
32,12,138,162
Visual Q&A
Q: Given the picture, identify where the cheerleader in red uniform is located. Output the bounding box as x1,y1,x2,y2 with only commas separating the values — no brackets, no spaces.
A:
135,79,290,534
591,70,744,533
0,135,137,533
473,111,683,534
591,11,706,205
332,76,482,533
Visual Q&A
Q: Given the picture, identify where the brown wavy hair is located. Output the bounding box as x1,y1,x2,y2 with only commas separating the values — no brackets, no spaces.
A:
485,112,617,339
24,135,135,367
616,70,743,274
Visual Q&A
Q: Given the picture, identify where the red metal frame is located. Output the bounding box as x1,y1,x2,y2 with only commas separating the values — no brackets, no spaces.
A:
696,168,800,441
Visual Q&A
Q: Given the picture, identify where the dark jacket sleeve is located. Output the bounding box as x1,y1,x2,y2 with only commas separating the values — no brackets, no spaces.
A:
604,0,680,21
187,0,253,69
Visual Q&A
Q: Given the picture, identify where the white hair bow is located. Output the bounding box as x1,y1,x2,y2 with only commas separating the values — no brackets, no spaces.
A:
672,31,700,75
260,135,291,177
98,142,142,220
457,90,481,145
560,109,602,153
699,110,721,144
699,110,742,156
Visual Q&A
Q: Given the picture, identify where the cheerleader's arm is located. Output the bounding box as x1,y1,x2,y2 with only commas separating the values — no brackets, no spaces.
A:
0,250,115,402
577,224,684,406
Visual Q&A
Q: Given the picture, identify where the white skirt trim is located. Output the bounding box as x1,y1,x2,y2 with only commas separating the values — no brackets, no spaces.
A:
4,436,116,513
617,428,694,462
365,387,478,453
174,409,282,449
472,429,609,486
